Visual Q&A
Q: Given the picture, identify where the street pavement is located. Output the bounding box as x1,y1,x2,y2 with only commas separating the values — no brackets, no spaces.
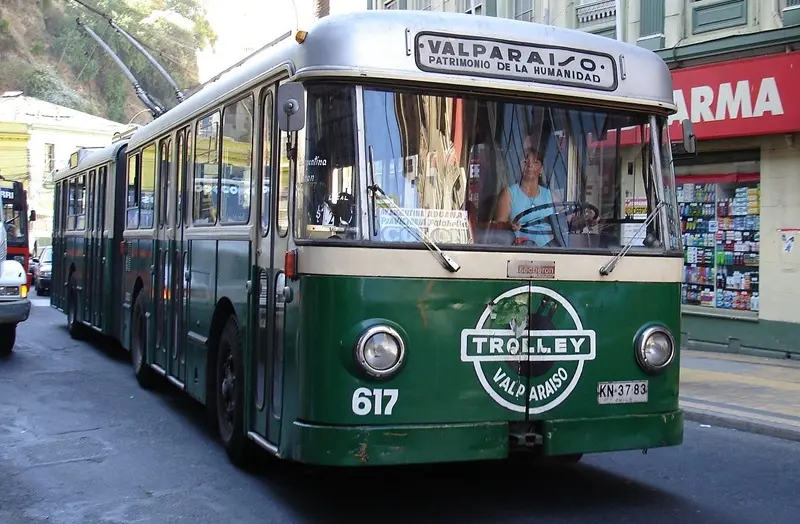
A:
680,350,800,442
0,295,798,524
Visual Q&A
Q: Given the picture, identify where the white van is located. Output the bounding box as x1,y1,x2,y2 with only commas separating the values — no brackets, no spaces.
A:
0,190,31,356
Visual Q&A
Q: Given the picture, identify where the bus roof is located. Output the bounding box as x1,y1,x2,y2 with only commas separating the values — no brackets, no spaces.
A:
54,141,127,183
126,10,676,152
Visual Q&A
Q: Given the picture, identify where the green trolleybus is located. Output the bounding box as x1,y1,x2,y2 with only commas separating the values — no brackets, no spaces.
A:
51,10,697,468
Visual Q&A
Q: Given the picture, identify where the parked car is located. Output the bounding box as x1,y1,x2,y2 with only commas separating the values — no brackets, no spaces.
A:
32,246,52,295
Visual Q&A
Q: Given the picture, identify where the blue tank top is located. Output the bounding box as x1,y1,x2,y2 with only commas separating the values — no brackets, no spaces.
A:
507,184,555,246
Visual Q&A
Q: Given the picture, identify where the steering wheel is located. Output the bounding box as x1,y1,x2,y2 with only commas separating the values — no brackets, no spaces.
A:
512,201,600,235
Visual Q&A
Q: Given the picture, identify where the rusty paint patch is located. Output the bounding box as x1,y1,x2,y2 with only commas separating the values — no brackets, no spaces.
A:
354,441,369,463
416,280,435,329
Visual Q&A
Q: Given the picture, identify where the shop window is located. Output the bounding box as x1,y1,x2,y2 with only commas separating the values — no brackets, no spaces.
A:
514,0,534,21
678,173,760,313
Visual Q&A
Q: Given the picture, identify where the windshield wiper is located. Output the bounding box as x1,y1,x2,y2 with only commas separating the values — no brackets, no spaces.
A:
367,145,460,273
599,200,665,276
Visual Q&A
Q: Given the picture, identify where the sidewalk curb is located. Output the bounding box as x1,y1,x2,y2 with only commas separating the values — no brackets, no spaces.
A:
683,406,800,443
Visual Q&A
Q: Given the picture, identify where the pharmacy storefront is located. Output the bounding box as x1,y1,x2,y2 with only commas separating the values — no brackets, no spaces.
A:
668,51,800,356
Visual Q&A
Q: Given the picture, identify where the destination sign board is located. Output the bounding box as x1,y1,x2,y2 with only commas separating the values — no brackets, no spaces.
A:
415,32,618,92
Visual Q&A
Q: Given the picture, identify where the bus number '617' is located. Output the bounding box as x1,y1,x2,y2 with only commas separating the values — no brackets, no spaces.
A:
351,387,399,416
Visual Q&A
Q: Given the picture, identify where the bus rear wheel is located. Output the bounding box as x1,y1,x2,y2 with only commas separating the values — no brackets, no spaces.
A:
214,315,257,469
0,324,16,356
131,296,156,390
66,286,84,340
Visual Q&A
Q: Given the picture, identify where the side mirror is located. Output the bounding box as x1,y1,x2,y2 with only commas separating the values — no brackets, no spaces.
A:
32,258,39,264
29,210,36,222
277,82,306,132
681,118,696,155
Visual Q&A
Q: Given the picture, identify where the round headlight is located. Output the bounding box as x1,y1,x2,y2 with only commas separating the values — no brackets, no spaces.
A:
355,325,405,378
635,326,675,373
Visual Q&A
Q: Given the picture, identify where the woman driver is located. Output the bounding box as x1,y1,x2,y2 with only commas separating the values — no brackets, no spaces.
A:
492,146,557,246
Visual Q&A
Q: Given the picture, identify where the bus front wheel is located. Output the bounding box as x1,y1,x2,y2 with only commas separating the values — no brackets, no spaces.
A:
214,315,257,469
0,324,16,356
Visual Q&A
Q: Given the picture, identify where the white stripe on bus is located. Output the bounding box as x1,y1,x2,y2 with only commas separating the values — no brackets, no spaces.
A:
295,246,683,283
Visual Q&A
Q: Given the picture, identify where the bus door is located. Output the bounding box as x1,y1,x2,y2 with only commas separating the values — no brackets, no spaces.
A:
251,84,291,448
84,170,96,323
167,129,189,385
94,166,107,329
153,137,172,372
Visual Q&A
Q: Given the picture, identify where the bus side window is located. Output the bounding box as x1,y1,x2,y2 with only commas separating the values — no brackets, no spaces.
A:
68,177,76,231
76,174,86,231
127,153,140,229
220,94,254,224
175,130,185,227
260,90,273,233
193,111,220,225
140,144,157,229
159,138,172,228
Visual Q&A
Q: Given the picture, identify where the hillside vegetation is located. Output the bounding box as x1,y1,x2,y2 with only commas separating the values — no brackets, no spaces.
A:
0,0,216,124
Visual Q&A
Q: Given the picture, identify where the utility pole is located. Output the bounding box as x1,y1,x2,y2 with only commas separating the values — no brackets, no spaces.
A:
616,0,624,41
314,0,330,19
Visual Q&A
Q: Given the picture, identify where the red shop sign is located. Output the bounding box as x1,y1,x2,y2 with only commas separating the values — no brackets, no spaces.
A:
667,51,800,140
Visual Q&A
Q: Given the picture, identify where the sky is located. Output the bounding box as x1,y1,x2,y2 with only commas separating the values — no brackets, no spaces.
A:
197,0,369,83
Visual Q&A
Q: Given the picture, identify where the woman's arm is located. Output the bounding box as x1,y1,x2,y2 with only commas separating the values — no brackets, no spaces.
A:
493,188,519,230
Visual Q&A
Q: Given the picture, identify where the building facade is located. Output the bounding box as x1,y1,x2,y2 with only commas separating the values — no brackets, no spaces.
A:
367,0,800,358
0,92,129,252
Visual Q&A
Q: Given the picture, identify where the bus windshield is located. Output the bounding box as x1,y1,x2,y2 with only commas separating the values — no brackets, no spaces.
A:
296,84,679,253
2,195,27,248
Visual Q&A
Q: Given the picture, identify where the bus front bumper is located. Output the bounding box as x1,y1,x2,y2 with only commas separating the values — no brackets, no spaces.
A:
0,298,31,324
289,409,683,466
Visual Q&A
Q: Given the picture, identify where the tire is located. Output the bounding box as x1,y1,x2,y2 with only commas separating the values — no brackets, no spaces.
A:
0,324,16,356
131,296,156,389
66,286,84,340
214,315,257,468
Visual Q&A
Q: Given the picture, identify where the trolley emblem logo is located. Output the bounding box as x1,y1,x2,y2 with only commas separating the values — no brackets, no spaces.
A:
460,286,596,414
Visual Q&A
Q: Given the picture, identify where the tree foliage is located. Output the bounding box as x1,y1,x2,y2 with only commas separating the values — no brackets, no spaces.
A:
43,0,216,122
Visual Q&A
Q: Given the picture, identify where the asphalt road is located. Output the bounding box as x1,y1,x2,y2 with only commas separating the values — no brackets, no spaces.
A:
1,295,797,524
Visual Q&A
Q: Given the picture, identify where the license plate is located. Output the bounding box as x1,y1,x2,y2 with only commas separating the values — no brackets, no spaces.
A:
597,380,648,404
